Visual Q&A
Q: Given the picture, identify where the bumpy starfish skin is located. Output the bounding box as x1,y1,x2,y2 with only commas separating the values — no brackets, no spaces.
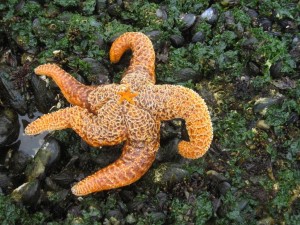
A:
25,32,213,196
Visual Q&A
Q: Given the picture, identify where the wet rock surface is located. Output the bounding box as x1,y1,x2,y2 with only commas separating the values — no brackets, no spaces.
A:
30,73,56,114
8,150,31,174
11,179,41,206
0,67,27,114
25,136,61,180
83,59,110,84
0,172,12,190
0,0,299,224
0,107,20,147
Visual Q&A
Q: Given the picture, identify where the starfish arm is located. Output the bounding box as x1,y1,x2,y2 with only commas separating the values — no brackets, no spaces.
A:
25,103,127,147
138,85,213,159
34,64,95,108
71,140,159,196
110,32,156,84
25,107,74,135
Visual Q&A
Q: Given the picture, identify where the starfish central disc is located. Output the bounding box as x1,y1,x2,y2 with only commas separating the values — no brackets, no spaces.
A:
118,87,138,104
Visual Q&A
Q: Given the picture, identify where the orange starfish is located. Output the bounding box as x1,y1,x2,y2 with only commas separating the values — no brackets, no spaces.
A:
25,32,213,196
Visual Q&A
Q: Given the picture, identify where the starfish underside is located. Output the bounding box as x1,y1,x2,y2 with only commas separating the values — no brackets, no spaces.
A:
25,32,213,196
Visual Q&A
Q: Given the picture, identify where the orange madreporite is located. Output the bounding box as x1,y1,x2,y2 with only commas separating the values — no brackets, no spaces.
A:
25,32,213,196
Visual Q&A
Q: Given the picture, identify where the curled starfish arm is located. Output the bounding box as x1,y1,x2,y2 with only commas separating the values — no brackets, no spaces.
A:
139,85,213,159
110,32,156,84
34,64,95,108
71,140,159,196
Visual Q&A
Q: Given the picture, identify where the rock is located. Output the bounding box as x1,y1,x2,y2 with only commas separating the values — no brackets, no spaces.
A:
32,18,43,38
271,77,296,90
290,42,300,63
145,30,162,49
107,3,122,17
241,37,258,50
235,22,245,37
238,199,248,211
0,172,12,190
179,13,196,30
0,107,20,147
160,120,181,141
157,138,181,162
191,31,205,43
256,120,270,130
93,32,105,49
258,17,272,31
125,214,137,224
25,136,61,180
151,212,166,223
200,7,218,24
156,191,168,208
245,8,259,26
174,68,198,82
82,58,110,84
224,11,235,30
170,34,185,48
206,170,227,182
279,19,297,32
120,190,135,203
220,0,240,7
212,198,221,214
291,36,300,47
14,0,25,12
106,209,124,221
287,112,299,125
16,112,49,157
151,163,189,186
48,156,77,189
103,217,121,225
270,60,284,78
44,177,62,192
253,96,284,114
95,0,107,14
156,8,167,20
9,150,31,174
0,66,27,114
50,165,76,188
0,50,17,67
30,73,56,114
89,145,121,168
218,181,231,196
11,179,41,206
257,217,275,225
247,61,260,76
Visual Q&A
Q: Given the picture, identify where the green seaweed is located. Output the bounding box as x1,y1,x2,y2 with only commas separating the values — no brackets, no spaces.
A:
0,194,47,225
